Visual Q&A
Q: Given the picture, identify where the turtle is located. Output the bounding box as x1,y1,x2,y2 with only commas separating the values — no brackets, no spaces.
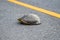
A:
17,14,41,25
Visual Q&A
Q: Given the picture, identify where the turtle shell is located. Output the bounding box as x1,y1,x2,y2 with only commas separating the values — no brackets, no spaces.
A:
18,14,41,25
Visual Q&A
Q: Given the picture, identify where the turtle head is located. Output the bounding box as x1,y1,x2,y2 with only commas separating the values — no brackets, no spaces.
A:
17,18,22,22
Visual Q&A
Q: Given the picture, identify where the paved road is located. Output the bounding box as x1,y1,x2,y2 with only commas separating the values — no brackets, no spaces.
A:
0,0,60,40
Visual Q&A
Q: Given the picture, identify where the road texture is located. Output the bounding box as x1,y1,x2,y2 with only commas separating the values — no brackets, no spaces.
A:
0,0,60,40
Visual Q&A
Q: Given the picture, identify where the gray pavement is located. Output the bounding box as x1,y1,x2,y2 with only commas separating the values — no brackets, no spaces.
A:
0,0,60,40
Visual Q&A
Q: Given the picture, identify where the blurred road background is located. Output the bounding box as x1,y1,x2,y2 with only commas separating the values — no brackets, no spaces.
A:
0,0,60,40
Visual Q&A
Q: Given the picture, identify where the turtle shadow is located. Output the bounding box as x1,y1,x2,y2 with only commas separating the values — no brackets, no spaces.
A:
17,22,41,26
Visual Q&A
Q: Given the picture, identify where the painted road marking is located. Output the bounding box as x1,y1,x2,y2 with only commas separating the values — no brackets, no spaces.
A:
8,0,60,18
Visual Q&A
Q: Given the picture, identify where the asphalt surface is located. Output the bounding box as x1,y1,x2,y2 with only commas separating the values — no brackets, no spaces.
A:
0,0,60,40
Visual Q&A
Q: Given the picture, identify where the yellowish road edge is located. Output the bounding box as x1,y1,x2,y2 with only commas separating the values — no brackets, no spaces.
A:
8,0,60,18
